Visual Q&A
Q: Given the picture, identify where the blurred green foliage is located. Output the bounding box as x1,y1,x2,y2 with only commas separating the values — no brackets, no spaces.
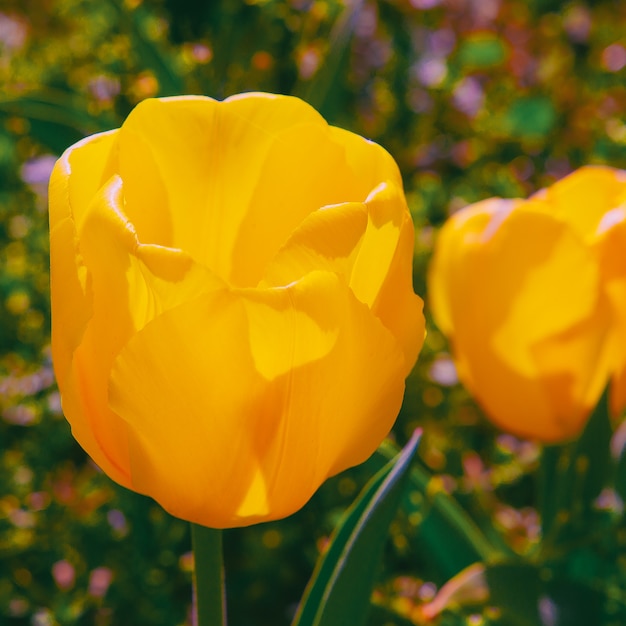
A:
2,0,626,624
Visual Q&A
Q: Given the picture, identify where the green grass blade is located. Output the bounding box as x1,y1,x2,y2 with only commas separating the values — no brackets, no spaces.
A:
377,440,507,568
294,0,363,121
292,430,421,626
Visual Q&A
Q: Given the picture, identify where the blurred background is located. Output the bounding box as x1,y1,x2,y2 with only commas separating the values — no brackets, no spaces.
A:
1,0,626,624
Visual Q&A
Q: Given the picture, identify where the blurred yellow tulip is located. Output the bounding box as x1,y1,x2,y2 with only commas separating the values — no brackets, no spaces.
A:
428,166,626,442
49,93,425,527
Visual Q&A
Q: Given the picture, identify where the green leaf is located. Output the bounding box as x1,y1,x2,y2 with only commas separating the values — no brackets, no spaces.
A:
0,92,116,153
418,560,610,624
126,3,187,97
292,430,422,626
102,0,186,97
485,563,606,626
539,389,613,546
615,440,626,503
294,0,363,121
376,440,507,575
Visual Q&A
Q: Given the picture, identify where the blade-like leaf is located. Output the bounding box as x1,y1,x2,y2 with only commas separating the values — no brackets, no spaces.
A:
293,0,363,121
485,563,606,626
0,92,116,153
539,388,613,547
420,562,607,624
376,440,506,572
292,430,422,626
126,3,187,97
615,436,626,503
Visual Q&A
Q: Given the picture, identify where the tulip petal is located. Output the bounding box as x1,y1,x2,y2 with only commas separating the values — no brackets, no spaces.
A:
60,176,223,486
261,201,369,286
49,131,129,483
351,183,425,372
328,126,404,190
608,296,626,417
117,94,337,281
350,184,406,306
116,94,395,287
533,165,626,243
594,210,626,416
428,199,503,338
530,304,613,438
262,183,424,374
430,199,609,441
226,123,371,287
49,130,118,382
108,271,405,527
486,211,600,365
49,129,118,232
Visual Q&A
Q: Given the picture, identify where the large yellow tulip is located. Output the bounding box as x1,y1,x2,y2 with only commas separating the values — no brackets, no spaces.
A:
428,166,626,442
49,94,425,527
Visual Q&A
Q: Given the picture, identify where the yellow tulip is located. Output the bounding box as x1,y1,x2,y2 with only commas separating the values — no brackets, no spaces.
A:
428,166,626,442
49,93,425,527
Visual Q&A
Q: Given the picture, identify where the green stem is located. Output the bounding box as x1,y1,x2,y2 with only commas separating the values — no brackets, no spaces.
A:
536,442,569,545
191,524,226,626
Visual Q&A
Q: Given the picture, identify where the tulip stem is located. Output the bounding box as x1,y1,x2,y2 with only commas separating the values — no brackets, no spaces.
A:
191,524,226,626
